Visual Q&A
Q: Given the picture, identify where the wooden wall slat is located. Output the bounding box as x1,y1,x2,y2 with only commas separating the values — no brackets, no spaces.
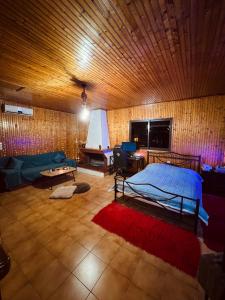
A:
107,95,225,166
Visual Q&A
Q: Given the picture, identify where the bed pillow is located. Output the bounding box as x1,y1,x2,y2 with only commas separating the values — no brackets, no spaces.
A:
53,153,65,163
6,157,24,170
49,185,77,199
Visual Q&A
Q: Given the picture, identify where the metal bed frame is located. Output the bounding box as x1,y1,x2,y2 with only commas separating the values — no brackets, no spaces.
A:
114,151,202,234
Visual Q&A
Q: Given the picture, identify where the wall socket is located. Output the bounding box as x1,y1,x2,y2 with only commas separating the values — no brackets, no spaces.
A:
0,142,3,151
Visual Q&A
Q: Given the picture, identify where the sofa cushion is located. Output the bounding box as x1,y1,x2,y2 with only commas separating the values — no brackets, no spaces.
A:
21,163,65,181
7,157,23,170
53,153,65,163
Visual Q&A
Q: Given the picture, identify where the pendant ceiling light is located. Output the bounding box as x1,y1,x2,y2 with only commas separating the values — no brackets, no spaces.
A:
80,86,90,121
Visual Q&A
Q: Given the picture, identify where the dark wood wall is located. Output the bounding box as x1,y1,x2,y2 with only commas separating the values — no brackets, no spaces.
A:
107,96,225,166
0,100,85,159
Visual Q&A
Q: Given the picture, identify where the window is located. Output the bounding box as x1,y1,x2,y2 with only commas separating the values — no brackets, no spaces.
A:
130,118,172,151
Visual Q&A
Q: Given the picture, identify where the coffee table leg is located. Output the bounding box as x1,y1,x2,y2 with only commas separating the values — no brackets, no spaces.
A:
72,171,76,182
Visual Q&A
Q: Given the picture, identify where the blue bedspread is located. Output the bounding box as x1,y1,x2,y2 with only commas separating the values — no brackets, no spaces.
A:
117,163,209,224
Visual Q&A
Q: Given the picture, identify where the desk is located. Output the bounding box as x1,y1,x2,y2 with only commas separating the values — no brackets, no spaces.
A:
109,155,145,174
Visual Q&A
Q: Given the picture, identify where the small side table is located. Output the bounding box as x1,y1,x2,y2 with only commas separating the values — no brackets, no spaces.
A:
128,156,145,173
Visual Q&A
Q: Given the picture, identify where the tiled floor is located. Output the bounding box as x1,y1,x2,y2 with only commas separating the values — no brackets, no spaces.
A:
0,172,207,299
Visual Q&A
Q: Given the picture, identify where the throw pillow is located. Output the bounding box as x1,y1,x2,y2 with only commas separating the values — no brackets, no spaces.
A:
7,157,24,170
53,153,65,163
49,185,77,199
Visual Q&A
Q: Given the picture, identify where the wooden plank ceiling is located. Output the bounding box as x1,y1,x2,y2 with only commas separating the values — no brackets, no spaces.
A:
0,0,225,113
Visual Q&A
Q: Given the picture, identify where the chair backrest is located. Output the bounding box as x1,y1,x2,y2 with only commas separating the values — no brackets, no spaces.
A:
113,148,128,172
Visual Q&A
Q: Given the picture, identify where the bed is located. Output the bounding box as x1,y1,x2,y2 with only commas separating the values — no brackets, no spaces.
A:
114,151,209,233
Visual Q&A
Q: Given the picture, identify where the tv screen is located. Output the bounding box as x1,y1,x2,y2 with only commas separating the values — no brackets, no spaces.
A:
121,142,136,152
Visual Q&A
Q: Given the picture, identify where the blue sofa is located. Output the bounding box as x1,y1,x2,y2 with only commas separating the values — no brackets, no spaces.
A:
0,151,76,190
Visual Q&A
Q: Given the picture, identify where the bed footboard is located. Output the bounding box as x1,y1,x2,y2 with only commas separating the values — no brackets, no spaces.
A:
114,175,200,234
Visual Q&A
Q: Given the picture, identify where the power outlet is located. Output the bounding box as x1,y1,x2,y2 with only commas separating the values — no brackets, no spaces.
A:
0,142,3,151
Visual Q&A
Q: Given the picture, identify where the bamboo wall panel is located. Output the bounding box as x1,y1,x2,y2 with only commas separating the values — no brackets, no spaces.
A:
0,1,225,112
107,96,225,166
0,100,80,159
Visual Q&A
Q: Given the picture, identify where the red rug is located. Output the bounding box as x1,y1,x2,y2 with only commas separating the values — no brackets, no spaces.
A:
203,194,225,251
92,202,200,277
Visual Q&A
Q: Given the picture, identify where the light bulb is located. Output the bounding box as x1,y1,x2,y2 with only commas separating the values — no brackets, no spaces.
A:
80,105,90,121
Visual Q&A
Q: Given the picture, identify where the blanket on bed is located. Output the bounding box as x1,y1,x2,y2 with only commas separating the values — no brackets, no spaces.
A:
116,163,209,224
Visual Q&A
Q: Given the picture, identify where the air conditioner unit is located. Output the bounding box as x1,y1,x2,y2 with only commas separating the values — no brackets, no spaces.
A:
1,104,33,116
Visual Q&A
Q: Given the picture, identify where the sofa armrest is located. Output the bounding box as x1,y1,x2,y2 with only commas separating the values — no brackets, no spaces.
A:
0,169,22,189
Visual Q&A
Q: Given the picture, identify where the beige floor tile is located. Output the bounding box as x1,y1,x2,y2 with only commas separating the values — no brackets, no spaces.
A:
38,206,58,219
140,250,173,273
161,273,198,300
44,211,67,225
87,223,107,237
31,259,70,299
68,207,89,219
36,225,64,245
91,237,121,263
73,252,106,290
0,265,27,300
11,237,43,264
45,234,75,257
170,265,199,289
0,213,17,228
132,257,165,298
79,230,103,251
1,229,33,251
104,232,124,246
110,247,140,278
1,221,28,237
58,242,89,271
53,214,78,230
79,212,95,226
125,284,155,300
122,240,142,255
12,206,35,221
12,283,41,300
19,247,55,280
20,211,42,226
86,293,99,300
28,218,51,234
67,222,90,240
48,274,89,300
92,266,130,300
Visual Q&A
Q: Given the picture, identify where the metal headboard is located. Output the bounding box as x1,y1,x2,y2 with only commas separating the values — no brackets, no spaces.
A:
147,151,201,173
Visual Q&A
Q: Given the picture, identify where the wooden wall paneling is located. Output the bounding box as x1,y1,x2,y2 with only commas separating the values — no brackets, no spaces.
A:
107,96,225,166
0,100,78,159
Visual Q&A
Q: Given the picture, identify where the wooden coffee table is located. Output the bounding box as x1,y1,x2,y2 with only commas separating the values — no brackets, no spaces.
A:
40,166,76,189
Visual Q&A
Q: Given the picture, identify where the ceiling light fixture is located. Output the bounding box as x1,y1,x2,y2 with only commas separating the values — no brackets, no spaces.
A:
80,87,90,121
